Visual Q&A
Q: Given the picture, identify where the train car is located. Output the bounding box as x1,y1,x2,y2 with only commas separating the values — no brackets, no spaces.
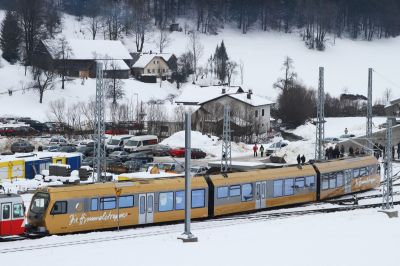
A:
206,164,317,217
0,194,25,237
313,156,380,200
27,177,209,235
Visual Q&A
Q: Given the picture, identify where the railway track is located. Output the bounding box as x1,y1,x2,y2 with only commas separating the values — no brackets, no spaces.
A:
1,199,398,254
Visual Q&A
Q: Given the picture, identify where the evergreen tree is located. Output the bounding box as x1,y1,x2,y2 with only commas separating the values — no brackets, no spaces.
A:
0,11,22,64
214,41,228,83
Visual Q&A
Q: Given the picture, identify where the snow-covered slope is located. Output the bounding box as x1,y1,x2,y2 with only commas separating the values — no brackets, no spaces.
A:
0,12,399,120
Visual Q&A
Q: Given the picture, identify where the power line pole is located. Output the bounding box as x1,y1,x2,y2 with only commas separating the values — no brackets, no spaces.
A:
221,106,232,173
366,68,373,155
94,62,106,182
179,112,198,242
382,118,393,210
315,67,325,161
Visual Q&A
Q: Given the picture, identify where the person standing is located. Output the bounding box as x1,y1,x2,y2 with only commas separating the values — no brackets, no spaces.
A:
253,144,258,157
297,154,301,165
260,145,265,157
344,128,349,135
397,142,400,159
301,155,306,165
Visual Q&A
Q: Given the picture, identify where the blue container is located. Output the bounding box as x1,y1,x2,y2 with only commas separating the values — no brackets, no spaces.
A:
66,155,81,171
24,157,52,179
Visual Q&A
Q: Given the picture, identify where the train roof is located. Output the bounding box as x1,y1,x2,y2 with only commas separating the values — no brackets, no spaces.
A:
36,177,208,195
314,156,378,173
209,164,316,186
0,193,21,199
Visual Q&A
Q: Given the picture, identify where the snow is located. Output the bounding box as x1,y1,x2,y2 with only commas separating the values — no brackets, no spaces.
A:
42,39,132,60
161,130,251,158
131,54,162,68
227,93,274,107
176,85,244,104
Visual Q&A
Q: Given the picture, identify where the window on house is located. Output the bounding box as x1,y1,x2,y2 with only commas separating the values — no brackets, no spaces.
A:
255,110,258,117
262,109,265,116
147,69,151,73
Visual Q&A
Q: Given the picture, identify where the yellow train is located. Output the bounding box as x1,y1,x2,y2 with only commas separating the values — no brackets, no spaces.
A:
27,156,380,235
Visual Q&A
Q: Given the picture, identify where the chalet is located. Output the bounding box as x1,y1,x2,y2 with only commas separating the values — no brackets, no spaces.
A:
131,53,175,82
176,85,274,137
33,39,132,79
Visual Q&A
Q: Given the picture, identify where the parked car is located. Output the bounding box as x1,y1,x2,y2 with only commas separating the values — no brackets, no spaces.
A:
169,148,206,159
127,152,154,164
49,137,68,146
190,166,209,176
106,135,133,153
322,137,340,143
11,141,35,153
81,157,95,168
58,145,77,153
152,145,171,156
122,160,144,172
340,134,356,139
108,151,130,162
123,135,158,153
76,146,94,157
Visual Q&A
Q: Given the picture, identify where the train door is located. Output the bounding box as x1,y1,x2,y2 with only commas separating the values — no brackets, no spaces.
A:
1,203,12,235
138,193,154,224
344,170,352,194
255,181,267,209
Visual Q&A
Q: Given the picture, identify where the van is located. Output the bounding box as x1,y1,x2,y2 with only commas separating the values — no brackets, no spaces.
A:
124,135,158,153
106,135,134,152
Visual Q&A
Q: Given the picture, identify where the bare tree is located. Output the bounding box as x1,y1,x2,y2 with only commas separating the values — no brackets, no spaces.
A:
155,29,171,53
56,37,72,90
131,3,151,52
226,60,238,86
104,59,125,105
30,67,56,103
239,60,244,85
273,56,297,91
383,88,393,105
48,98,66,125
85,16,102,40
187,30,203,81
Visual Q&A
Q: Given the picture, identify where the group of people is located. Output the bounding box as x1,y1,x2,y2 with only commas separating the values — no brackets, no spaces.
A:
296,154,306,165
325,145,344,160
373,142,400,160
252,144,265,157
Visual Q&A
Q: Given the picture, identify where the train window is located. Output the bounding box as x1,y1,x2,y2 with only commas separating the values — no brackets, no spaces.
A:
284,179,294,196
359,168,366,177
100,197,116,210
91,198,98,211
175,191,185,210
147,195,153,213
140,196,145,214
217,186,229,199
353,168,360,178
329,174,336,189
191,189,205,208
51,201,67,215
159,192,174,212
273,180,283,197
305,176,315,187
295,177,305,189
336,172,344,187
13,203,24,218
119,195,134,208
241,184,253,202
2,204,10,219
229,185,241,197
322,174,329,190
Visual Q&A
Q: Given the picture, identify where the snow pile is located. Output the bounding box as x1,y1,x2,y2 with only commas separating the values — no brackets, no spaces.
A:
290,117,387,140
0,178,62,194
161,131,251,158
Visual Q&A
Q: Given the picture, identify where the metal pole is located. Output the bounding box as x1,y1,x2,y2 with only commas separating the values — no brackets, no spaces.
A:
315,67,325,160
221,106,232,173
179,112,198,242
382,118,393,210
366,68,373,155
94,62,106,182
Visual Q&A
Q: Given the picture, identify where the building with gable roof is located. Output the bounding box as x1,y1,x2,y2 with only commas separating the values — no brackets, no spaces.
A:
33,39,132,79
131,53,171,81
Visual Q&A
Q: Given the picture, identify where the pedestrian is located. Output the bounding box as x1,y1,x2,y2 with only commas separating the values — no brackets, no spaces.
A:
344,128,348,135
297,154,301,165
349,146,354,156
334,145,340,158
340,145,345,157
253,144,258,157
355,147,360,156
397,142,400,159
360,147,365,155
260,145,264,157
392,146,395,160
325,148,329,160
301,155,306,165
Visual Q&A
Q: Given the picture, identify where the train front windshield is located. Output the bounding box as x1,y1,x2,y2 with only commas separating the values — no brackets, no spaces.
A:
30,193,50,214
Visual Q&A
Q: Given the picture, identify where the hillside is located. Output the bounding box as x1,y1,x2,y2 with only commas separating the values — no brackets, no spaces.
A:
0,12,399,121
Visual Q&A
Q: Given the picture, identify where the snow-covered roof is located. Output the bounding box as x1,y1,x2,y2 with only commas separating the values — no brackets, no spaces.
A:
175,85,274,107
97,59,130,70
42,39,132,60
160,53,175,61
132,54,165,68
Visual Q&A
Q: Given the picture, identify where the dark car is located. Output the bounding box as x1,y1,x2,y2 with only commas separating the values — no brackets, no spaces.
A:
81,157,95,167
58,145,77,153
127,152,154,164
152,145,171,156
169,147,185,157
191,148,206,159
109,151,130,161
122,160,144,173
77,146,94,157
11,141,35,153
169,147,206,159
